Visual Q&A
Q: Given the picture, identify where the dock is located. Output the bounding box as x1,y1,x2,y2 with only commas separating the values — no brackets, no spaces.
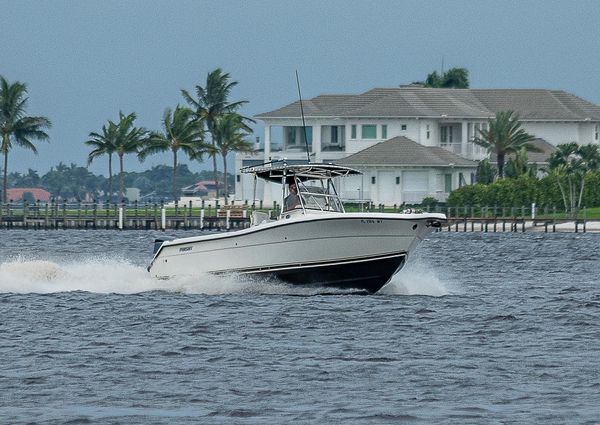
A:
0,200,253,230
2,201,598,233
445,217,600,233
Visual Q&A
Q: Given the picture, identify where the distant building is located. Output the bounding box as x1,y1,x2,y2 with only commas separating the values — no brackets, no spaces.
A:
236,87,600,205
6,188,51,202
181,181,217,199
125,188,141,202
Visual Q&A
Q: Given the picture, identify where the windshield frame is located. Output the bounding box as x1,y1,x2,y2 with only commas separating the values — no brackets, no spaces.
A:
281,176,345,216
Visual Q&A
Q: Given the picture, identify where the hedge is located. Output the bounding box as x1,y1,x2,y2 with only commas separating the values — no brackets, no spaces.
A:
447,172,600,209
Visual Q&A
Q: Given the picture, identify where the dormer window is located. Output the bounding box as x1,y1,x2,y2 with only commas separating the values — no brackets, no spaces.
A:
362,125,377,139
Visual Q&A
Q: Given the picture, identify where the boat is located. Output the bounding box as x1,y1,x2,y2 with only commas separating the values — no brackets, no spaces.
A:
148,162,446,293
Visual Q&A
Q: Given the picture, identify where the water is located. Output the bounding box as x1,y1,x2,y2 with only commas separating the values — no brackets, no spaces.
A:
1,230,600,424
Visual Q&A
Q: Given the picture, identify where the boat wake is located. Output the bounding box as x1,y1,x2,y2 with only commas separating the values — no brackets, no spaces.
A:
0,258,273,295
0,257,452,296
380,259,453,297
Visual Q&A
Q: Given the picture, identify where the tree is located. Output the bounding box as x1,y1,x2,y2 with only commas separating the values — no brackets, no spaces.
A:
113,112,147,202
505,147,537,179
475,159,496,184
418,67,470,88
86,121,117,202
441,68,470,88
181,68,253,199
40,162,102,200
547,142,600,215
211,113,255,202
138,106,206,202
9,168,40,187
0,76,51,203
473,111,538,179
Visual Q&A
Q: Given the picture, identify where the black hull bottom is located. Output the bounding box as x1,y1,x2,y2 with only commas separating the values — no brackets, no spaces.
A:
242,253,407,294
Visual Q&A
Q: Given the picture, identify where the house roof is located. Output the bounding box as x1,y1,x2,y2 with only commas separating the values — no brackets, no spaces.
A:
181,180,217,192
490,138,557,165
6,188,51,202
256,87,600,121
337,136,478,168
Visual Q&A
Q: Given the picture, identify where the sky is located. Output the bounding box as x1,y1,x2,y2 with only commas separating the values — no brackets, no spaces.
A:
3,0,600,176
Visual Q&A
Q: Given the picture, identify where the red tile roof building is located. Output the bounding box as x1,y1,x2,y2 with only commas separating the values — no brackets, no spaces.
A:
6,188,51,202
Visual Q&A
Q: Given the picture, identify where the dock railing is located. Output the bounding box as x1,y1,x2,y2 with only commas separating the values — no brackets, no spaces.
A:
1,200,596,232
0,199,262,230
440,205,594,233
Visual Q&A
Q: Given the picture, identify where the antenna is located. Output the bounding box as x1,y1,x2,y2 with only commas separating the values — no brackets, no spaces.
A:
295,70,311,163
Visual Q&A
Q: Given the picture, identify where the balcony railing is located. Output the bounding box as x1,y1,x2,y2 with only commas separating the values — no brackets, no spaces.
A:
440,142,463,155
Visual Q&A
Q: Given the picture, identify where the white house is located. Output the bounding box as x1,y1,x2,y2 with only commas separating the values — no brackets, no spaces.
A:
236,87,600,205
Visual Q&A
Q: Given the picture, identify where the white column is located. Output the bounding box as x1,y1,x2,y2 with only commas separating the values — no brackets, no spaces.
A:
118,207,124,230
262,181,273,204
234,155,242,200
461,121,469,158
264,125,271,160
312,124,322,162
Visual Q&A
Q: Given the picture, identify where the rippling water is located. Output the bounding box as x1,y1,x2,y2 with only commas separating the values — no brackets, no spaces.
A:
1,230,600,424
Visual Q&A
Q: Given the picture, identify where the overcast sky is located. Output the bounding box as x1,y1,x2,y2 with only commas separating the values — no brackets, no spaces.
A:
3,0,600,175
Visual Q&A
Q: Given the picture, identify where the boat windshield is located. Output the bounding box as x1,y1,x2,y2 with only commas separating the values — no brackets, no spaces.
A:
297,180,344,213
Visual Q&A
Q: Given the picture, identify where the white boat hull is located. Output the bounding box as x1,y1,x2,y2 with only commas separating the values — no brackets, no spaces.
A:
148,212,444,293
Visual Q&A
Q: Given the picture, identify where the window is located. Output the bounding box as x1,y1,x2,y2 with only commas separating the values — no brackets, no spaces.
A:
444,174,452,192
381,125,387,139
330,126,338,144
395,176,400,185
371,176,376,184
287,127,296,145
236,175,240,183
362,125,377,139
351,125,357,139
426,124,430,140
596,125,599,141
474,123,481,140
301,127,313,146
401,124,407,131
441,125,453,146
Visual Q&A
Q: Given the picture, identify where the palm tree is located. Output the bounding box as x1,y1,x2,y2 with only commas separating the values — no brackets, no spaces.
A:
85,121,117,202
475,158,496,184
505,147,537,179
419,67,470,88
113,111,146,202
440,68,470,88
548,142,600,214
181,68,253,199
0,76,51,202
473,110,538,179
138,106,206,202
212,113,254,202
